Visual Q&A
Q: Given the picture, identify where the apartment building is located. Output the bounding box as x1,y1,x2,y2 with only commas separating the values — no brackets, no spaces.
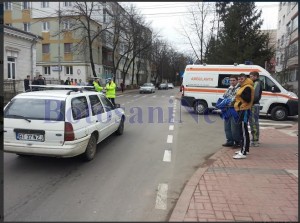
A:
4,1,151,86
275,2,298,94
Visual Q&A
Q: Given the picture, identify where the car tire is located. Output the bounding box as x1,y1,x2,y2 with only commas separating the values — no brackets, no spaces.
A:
83,134,97,161
16,153,31,157
115,117,125,135
194,100,208,115
270,106,288,121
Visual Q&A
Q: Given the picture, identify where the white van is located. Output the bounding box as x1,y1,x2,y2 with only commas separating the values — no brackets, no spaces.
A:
181,64,298,121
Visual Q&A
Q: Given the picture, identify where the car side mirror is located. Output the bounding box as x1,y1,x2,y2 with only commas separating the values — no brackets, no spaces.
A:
115,103,120,108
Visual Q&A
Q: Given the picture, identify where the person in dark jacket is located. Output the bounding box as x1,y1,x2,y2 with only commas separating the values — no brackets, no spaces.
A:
64,77,71,85
37,75,45,85
233,73,254,159
31,77,39,91
24,75,31,92
249,71,263,147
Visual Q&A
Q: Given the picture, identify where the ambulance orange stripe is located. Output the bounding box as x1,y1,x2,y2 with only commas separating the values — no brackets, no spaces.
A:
185,68,261,72
184,87,298,100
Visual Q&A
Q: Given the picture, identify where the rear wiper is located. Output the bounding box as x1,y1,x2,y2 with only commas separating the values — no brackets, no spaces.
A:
6,114,31,123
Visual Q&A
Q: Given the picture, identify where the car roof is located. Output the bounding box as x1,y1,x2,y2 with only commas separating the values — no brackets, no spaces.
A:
15,90,103,99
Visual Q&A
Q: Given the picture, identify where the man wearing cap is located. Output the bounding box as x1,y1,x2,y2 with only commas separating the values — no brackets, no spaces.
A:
93,78,103,92
105,78,116,106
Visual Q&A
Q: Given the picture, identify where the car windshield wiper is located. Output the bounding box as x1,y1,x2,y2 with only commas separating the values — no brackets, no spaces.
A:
6,114,31,122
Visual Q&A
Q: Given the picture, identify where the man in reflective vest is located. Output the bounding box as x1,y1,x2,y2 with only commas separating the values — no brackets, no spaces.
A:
93,78,103,92
105,78,116,106
233,73,254,159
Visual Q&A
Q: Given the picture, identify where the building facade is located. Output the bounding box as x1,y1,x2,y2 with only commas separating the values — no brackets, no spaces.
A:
4,2,152,86
275,2,298,94
4,25,42,95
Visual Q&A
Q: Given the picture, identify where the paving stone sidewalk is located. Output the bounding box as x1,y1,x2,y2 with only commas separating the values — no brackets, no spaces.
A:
169,124,298,222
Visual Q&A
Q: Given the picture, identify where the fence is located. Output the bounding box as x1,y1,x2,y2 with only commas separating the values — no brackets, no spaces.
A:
3,79,61,104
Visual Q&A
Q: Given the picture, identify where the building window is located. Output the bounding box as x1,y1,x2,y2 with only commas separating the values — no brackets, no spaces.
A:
41,2,49,8
5,23,12,27
64,43,72,53
64,2,72,7
4,2,12,10
42,22,50,31
23,2,30,9
44,66,51,75
42,44,50,54
288,41,298,58
7,57,16,79
63,20,71,30
66,66,73,75
291,16,298,32
23,23,30,32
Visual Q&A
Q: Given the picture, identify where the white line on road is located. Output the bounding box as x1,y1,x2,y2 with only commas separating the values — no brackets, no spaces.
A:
259,123,293,126
121,103,125,106
155,184,168,210
119,95,124,97
169,125,174,131
170,96,174,98
153,95,157,98
133,95,139,97
167,135,173,143
163,150,171,162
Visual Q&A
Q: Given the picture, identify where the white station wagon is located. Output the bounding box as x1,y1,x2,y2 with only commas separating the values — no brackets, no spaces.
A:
3,87,125,161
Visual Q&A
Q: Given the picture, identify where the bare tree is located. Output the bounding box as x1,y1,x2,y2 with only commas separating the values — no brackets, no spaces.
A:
179,2,215,63
54,2,114,78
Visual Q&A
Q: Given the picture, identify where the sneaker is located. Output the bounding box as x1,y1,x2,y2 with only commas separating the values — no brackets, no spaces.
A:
233,152,247,159
222,142,234,147
250,142,259,147
235,150,249,155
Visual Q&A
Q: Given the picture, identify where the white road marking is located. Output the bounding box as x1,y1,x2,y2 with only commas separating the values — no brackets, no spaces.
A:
163,150,171,162
169,125,174,131
153,95,157,98
285,169,298,178
170,96,174,98
259,123,293,126
170,118,174,123
173,110,176,114
167,135,173,143
127,102,130,104
155,184,168,210
118,95,124,97
121,103,125,106
161,95,165,97
142,95,147,98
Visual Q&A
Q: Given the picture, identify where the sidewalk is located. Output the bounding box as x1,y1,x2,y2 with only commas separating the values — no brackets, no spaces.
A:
169,124,298,222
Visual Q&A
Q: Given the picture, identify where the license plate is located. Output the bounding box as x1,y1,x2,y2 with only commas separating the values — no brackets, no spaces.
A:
16,133,45,142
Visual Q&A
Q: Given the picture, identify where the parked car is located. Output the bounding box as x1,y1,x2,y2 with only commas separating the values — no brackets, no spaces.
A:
3,86,125,161
158,83,168,90
167,83,174,89
140,83,155,93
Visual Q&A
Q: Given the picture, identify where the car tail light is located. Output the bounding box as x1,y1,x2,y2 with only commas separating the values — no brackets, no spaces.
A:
64,122,75,141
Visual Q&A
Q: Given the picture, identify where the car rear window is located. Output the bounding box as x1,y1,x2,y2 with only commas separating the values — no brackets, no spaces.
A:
4,98,65,121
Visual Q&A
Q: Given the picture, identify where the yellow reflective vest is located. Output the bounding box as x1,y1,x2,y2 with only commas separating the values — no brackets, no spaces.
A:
106,81,116,98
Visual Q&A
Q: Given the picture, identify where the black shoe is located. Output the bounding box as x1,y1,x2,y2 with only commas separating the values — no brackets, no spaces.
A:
233,144,241,148
222,142,234,147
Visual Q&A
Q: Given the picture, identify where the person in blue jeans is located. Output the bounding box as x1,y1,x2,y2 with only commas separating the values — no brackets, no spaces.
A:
222,76,241,147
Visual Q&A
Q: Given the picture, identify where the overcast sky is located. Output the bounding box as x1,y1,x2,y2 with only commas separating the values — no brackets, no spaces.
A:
121,2,279,53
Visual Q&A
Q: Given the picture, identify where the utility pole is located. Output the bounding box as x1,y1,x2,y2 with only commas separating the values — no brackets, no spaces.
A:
58,2,61,83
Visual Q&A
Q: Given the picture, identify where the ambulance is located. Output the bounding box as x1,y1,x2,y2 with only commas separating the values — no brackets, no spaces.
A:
181,64,298,121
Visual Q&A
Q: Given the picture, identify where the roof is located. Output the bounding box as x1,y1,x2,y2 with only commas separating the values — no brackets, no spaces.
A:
4,25,43,40
15,90,104,99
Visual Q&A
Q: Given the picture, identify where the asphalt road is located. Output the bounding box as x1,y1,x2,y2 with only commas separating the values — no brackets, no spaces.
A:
3,88,297,221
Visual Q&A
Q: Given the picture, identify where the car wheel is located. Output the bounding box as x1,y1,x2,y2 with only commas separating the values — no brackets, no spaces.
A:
270,106,288,121
115,117,124,135
194,100,208,115
83,134,97,161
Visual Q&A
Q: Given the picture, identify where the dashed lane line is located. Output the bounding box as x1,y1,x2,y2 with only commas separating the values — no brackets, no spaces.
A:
169,125,174,131
155,183,168,210
167,135,173,143
163,150,171,162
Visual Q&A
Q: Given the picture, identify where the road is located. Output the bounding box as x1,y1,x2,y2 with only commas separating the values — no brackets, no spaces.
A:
3,88,297,221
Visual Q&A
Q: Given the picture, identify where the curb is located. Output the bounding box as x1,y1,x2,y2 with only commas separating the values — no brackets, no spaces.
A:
169,148,224,222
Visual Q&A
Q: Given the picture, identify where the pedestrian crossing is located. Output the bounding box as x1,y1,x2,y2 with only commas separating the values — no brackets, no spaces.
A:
250,119,295,130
